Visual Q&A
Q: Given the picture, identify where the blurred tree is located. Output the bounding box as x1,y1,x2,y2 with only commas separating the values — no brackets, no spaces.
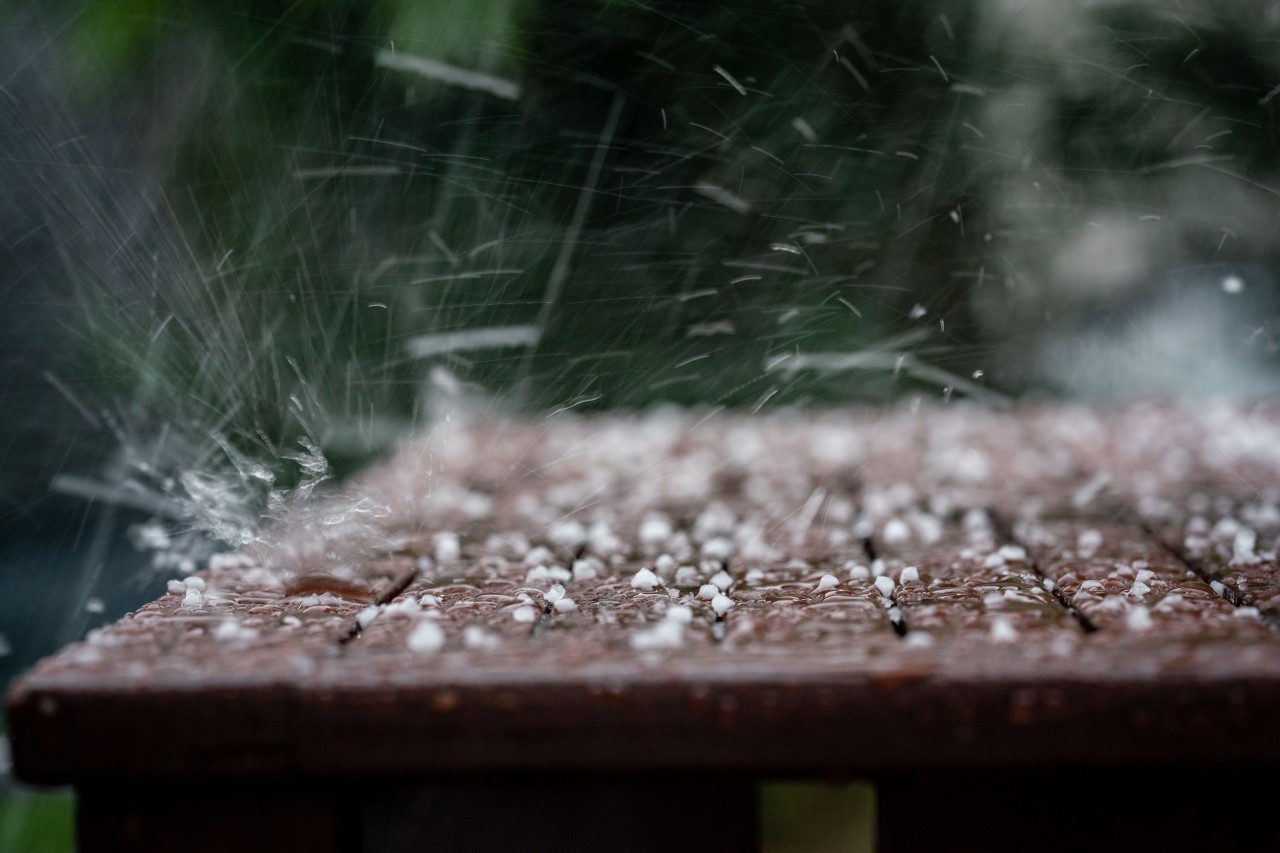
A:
5,0,1278,487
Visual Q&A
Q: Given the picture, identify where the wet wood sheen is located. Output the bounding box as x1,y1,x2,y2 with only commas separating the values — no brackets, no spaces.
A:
9,403,1280,851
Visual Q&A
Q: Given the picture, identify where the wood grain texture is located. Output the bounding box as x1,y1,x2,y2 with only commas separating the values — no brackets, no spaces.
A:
9,404,1280,783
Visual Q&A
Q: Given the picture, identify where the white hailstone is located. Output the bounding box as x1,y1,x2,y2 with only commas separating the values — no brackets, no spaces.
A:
963,508,991,532
1129,581,1151,598
434,531,461,563
711,594,734,617
710,570,733,592
882,518,911,545
1126,605,1153,631
1095,596,1127,614
549,520,587,548
184,576,207,592
1232,528,1258,563
654,554,678,575
871,559,888,577
1075,525,1105,558
997,545,1028,562
385,599,421,617
665,605,694,625
511,605,537,623
989,619,1019,644
418,594,440,607
588,522,625,557
904,631,934,649
875,576,896,599
701,537,733,562
523,545,555,566
639,514,674,546
208,552,252,571
1222,274,1245,294
1211,517,1241,541
667,531,694,562
815,574,839,592
213,620,259,643
543,584,567,605
553,597,578,613
572,558,601,582
1210,580,1228,598
407,620,446,654
675,566,700,586
464,626,500,650
694,504,735,541
1134,568,1156,586
698,584,720,601
526,565,571,584
631,568,661,591
356,605,382,630
899,566,920,584
745,567,765,584
630,620,684,650
167,579,187,595
1080,580,1103,592
181,589,205,609
1043,578,1056,593
849,564,871,580
912,513,944,545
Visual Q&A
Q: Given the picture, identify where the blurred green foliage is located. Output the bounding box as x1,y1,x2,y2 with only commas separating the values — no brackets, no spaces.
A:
11,0,1280,480
50,2,990,470
761,781,875,852
0,787,74,853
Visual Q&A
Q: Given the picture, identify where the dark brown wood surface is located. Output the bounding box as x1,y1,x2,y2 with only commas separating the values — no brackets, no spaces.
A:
10,403,1280,783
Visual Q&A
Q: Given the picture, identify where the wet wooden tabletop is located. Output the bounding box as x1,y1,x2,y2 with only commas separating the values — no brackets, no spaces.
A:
10,402,1280,782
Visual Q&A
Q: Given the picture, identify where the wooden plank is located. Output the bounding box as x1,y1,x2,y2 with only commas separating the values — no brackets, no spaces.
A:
8,406,1280,785
1150,498,1280,621
1019,520,1269,636
871,511,1079,654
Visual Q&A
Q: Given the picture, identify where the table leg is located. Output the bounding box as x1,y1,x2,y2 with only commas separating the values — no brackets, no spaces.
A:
76,776,758,852
361,777,759,853
77,782,348,853
876,768,1278,853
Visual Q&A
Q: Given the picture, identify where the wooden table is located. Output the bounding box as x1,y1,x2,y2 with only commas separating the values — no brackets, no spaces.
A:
10,403,1280,851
